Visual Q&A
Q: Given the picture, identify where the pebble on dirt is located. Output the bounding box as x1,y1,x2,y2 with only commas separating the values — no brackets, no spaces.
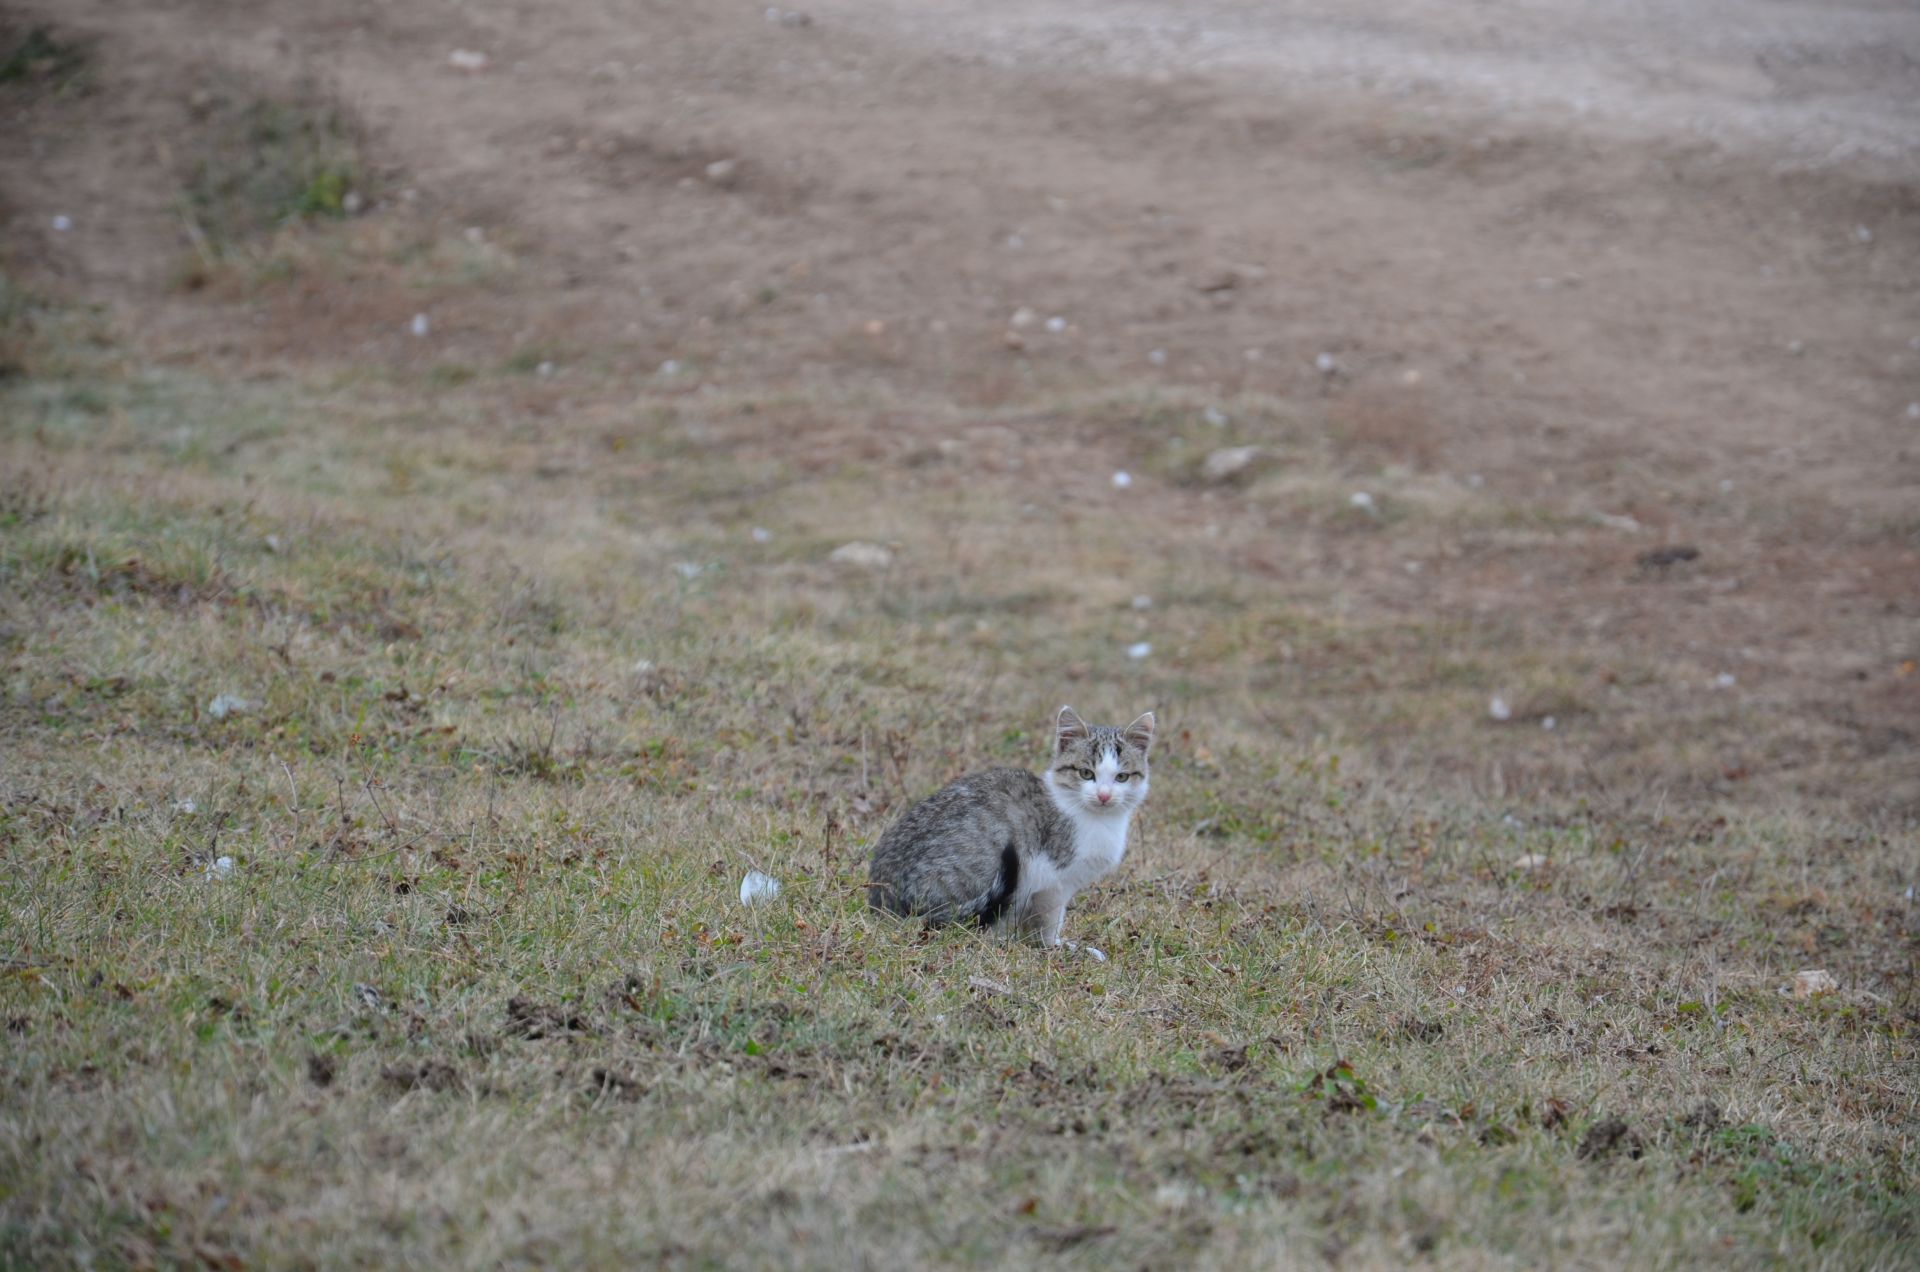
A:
1111,471,1133,489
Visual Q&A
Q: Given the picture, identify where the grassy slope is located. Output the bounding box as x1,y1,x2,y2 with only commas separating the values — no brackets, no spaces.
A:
0,18,1914,1259
2,293,1913,1269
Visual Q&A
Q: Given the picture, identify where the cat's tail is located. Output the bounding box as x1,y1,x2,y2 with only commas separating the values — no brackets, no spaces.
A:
965,843,1020,928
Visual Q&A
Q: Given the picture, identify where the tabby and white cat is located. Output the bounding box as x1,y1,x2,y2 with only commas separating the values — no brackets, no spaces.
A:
867,706,1154,947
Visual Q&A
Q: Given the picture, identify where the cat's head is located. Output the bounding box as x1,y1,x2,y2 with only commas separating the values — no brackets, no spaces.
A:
1045,705,1154,816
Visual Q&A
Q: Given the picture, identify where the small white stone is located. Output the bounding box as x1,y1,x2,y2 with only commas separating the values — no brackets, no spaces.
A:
50,215,72,233
1719,479,1735,493
1854,225,1873,244
409,313,430,338
263,534,283,554
1045,315,1067,334
1005,233,1024,250
1126,642,1152,660
173,798,197,815
828,541,893,569
1201,446,1261,482
750,526,772,543
1787,340,1806,355
1315,352,1338,374
1907,403,1920,419
1541,716,1557,731
673,562,704,580
206,694,251,721
1203,406,1229,427
657,359,680,376
1349,491,1375,510
1081,944,1107,962
1713,672,1737,689
1513,853,1548,871
1130,594,1153,610
1147,349,1167,366
204,855,235,881
739,869,782,905
703,158,738,185
1111,471,1133,489
449,49,491,72
1488,696,1512,722
535,360,556,378
341,191,364,215
1010,306,1037,328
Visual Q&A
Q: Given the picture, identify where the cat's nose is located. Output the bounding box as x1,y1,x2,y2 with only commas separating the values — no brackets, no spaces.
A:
1095,788,1113,804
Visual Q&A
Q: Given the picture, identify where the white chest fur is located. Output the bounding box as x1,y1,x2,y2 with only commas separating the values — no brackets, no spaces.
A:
1027,777,1139,904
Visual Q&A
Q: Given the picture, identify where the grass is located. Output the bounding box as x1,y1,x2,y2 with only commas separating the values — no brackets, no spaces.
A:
178,82,368,256
1,237,1916,1270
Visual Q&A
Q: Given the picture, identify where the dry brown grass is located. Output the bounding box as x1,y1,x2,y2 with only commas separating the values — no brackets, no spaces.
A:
2,295,1915,1266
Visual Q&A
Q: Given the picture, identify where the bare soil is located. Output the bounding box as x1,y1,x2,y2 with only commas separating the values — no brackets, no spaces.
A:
3,0,1918,802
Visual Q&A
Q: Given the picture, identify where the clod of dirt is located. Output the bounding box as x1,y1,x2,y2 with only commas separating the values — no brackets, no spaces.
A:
586,1067,644,1100
1636,544,1701,572
1210,1044,1251,1072
505,997,591,1039
307,1052,337,1088
380,1059,461,1093
1576,1115,1644,1161
1679,1101,1723,1134
1402,1019,1444,1044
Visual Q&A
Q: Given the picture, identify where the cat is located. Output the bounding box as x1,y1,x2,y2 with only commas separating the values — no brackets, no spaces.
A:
866,706,1154,949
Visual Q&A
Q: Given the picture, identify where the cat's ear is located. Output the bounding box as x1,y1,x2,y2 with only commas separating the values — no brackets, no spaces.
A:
1054,705,1089,753
1123,711,1156,755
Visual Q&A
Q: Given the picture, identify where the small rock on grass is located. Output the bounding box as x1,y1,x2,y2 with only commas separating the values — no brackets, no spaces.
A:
739,869,782,905
206,694,251,721
1786,969,1838,998
1201,446,1261,483
828,541,892,569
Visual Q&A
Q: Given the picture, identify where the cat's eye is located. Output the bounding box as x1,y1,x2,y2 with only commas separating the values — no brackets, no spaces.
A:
1073,767,1094,781
1115,772,1135,783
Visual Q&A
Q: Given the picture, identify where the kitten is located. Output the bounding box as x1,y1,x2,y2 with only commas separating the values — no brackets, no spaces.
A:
867,706,1154,947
